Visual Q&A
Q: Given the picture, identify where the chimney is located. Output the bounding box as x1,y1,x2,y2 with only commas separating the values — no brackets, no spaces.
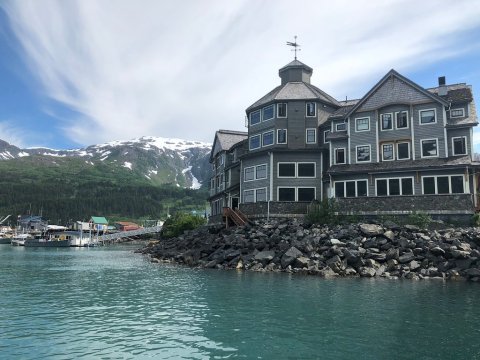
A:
438,76,447,96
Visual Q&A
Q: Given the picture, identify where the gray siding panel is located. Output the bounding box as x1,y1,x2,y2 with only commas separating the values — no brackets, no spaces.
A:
447,128,470,156
349,111,377,164
413,103,446,159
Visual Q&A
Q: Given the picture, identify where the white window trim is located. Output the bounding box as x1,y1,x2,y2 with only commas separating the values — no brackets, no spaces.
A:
243,189,255,203
277,162,296,178
420,138,439,158
334,148,346,165
421,175,467,195
306,102,317,117
277,129,287,144
255,164,268,180
380,113,394,131
395,111,409,130
452,136,467,156
336,122,347,131
255,187,268,202
262,130,275,147
450,108,465,118
419,108,437,125
396,141,411,160
277,103,287,118
249,134,261,150
333,179,369,198
306,128,317,144
262,104,275,122
249,110,261,126
381,143,395,162
324,130,330,144
355,117,370,132
297,162,316,178
375,177,415,196
356,144,372,163
244,166,255,182
277,187,317,201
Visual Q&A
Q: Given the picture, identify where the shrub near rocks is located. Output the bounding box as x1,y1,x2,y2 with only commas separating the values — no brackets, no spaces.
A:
137,220,480,282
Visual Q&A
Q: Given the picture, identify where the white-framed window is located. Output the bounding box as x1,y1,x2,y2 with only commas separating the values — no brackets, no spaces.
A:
419,109,437,125
306,128,317,144
334,180,368,198
306,102,316,117
244,166,255,182
249,134,261,150
450,108,465,118
355,117,370,132
297,163,316,178
262,104,275,121
356,145,371,163
277,162,316,178
376,177,414,196
381,113,393,130
250,110,261,126
395,111,409,129
422,175,465,195
256,188,267,202
382,143,394,161
452,136,467,156
397,142,410,160
324,130,330,144
277,103,287,118
278,162,296,178
262,130,274,147
244,164,267,182
243,189,255,203
277,129,287,144
278,187,316,202
335,148,346,164
336,122,347,131
421,138,439,158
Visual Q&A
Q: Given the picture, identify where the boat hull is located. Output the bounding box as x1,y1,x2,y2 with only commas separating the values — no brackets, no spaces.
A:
0,237,12,244
24,239,71,247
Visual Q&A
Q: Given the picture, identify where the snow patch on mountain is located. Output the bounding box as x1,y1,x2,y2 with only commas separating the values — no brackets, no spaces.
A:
122,162,132,170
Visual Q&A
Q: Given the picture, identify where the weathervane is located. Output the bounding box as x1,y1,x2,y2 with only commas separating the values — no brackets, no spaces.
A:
286,36,301,60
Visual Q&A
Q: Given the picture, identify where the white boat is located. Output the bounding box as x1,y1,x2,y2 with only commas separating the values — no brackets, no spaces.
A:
11,233,34,246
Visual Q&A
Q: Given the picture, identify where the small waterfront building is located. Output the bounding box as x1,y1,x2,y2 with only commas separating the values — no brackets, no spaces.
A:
209,59,479,223
89,216,109,233
114,222,141,231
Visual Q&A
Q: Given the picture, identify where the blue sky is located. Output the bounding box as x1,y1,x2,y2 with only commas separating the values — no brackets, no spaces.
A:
0,0,480,150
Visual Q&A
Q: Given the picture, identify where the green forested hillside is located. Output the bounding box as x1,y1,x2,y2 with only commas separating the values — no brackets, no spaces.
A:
0,156,208,224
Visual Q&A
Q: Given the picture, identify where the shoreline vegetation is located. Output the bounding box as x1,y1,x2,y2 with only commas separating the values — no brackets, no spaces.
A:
138,219,480,282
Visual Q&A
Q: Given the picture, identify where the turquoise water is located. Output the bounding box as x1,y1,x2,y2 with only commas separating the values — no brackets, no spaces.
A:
1,245,480,359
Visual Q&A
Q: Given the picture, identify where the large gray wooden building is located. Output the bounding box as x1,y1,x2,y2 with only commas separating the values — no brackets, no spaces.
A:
209,59,479,223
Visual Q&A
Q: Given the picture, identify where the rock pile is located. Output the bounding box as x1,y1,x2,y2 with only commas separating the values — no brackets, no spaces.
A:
137,220,480,282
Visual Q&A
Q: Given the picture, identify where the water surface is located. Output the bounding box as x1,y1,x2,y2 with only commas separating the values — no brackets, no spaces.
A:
1,245,479,359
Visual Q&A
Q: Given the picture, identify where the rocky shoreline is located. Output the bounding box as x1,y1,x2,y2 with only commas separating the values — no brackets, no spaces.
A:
137,220,480,282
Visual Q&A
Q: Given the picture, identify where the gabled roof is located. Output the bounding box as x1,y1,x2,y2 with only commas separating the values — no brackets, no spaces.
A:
210,129,248,161
246,82,340,111
90,216,108,224
344,69,449,119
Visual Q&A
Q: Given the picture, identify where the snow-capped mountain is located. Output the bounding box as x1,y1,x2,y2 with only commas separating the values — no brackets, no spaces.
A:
0,136,212,189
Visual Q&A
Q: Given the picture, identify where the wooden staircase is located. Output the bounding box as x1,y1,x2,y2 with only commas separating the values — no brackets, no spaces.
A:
223,207,249,228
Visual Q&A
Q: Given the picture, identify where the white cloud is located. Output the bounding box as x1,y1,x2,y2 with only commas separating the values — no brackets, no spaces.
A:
0,121,26,147
2,0,480,146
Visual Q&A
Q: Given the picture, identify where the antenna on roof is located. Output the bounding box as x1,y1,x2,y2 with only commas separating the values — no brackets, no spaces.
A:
286,35,301,60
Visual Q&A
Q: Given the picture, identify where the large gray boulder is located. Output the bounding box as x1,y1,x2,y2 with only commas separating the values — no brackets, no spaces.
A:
359,224,384,237
281,246,304,268
254,250,276,265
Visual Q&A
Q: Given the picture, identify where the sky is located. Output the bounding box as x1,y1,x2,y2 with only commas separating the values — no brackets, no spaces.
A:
0,0,480,150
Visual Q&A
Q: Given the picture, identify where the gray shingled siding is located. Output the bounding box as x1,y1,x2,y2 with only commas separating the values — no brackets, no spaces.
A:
272,152,322,201
413,103,446,159
359,76,430,111
348,111,377,164
288,101,308,149
241,154,270,202
447,128,470,157
378,105,411,142
448,103,469,123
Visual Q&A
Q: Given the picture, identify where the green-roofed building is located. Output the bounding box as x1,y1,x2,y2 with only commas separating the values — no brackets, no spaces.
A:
89,216,108,233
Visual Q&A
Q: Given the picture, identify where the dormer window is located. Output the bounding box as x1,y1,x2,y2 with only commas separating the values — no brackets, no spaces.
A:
277,103,287,118
336,122,346,131
250,110,261,126
306,102,316,117
450,108,465,118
